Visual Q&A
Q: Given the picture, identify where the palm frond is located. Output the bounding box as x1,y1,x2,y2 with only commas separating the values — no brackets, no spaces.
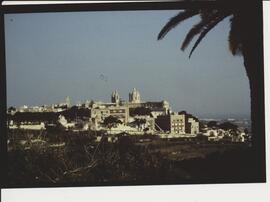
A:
200,9,218,20
181,12,220,51
181,21,205,51
157,9,199,40
189,15,228,58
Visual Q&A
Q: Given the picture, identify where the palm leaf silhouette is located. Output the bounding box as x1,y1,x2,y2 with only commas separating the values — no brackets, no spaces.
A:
181,10,220,50
189,14,228,57
157,3,265,157
157,9,199,40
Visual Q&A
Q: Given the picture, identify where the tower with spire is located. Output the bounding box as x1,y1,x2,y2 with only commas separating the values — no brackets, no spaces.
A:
129,88,141,103
65,96,71,108
111,90,120,104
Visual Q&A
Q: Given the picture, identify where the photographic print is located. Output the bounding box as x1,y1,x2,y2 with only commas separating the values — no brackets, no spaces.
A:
2,1,266,187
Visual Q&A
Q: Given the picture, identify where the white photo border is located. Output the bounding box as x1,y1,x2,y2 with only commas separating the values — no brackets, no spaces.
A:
1,1,269,201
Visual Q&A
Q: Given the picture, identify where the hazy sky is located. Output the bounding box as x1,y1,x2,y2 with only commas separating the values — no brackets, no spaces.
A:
4,10,250,119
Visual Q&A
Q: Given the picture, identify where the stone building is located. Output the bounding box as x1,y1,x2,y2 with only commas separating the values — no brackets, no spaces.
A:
155,111,199,135
155,113,185,134
90,104,129,125
129,88,141,103
89,88,173,133
111,90,120,105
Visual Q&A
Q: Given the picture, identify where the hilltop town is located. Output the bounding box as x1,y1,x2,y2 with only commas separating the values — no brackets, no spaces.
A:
6,88,252,186
7,88,249,143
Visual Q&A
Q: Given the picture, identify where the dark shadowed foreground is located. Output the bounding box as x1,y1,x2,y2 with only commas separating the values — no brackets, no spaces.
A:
7,130,259,187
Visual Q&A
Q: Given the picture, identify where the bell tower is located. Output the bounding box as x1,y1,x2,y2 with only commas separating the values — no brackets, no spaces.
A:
129,88,141,103
65,96,71,107
111,90,120,104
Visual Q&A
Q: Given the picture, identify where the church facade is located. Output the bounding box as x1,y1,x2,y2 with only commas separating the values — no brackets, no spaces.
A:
89,88,199,135
90,88,170,129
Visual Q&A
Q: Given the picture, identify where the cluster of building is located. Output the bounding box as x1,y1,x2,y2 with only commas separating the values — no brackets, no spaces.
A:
87,88,200,136
7,88,249,142
8,96,72,114
8,88,199,135
203,128,247,142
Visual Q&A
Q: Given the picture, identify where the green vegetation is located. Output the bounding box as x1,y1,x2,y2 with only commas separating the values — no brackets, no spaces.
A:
129,107,152,116
8,106,91,124
103,116,122,128
7,129,254,187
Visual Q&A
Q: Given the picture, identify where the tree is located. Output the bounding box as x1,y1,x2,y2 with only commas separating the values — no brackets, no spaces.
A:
157,2,264,152
103,116,122,128
219,122,238,131
133,118,146,125
7,106,16,113
132,118,146,130
129,107,152,116
207,121,218,128
61,106,90,121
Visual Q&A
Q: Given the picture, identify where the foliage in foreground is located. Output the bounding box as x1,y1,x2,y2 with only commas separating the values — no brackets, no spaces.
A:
7,131,258,187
